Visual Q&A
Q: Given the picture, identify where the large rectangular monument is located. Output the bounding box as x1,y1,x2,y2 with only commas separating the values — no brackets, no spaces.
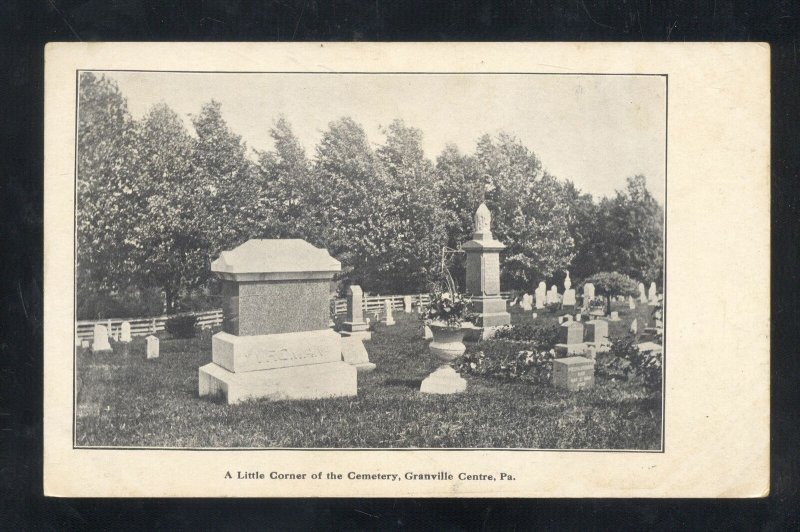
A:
461,203,511,330
199,239,356,404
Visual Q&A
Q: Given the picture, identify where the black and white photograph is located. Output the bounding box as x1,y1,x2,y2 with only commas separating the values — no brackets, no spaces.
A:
42,42,769,498
72,69,666,450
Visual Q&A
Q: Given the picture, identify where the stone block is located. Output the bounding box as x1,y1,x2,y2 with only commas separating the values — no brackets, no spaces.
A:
341,336,376,372
470,295,511,327
120,321,132,343
562,288,576,307
340,330,372,341
92,324,111,353
146,335,159,359
584,320,609,346
552,357,595,391
559,321,584,345
198,361,357,404
212,329,342,373
420,366,466,394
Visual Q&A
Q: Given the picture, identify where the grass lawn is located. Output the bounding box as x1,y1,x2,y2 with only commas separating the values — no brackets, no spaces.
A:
75,301,662,449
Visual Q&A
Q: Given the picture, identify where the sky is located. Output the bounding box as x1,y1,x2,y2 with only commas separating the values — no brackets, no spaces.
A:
102,71,666,205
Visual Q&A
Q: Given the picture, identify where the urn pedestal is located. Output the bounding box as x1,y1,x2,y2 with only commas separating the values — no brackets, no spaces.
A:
420,323,472,394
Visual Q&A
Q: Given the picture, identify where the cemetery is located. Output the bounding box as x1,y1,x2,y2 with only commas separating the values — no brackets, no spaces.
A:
74,73,664,449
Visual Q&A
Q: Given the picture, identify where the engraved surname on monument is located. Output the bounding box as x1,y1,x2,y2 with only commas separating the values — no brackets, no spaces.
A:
244,344,330,369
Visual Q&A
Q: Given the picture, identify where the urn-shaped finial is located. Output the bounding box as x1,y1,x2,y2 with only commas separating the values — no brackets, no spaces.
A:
564,270,572,290
474,202,492,234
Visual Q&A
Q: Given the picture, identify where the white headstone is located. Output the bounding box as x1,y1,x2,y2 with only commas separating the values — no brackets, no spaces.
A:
546,285,560,305
81,338,90,349
531,312,537,319
630,318,638,334
146,335,159,359
609,311,620,321
92,324,111,353
562,288,576,307
583,283,595,300
120,321,132,343
628,296,636,309
575,313,582,322
403,295,412,313
384,300,395,325
639,282,648,303
535,281,546,309
424,325,433,340
520,293,533,311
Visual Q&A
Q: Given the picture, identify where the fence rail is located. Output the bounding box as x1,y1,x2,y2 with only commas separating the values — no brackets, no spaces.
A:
76,291,515,341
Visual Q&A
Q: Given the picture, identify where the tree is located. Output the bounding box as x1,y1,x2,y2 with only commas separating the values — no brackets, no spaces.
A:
255,116,310,238
76,72,140,304
561,180,600,282
594,175,664,284
583,271,639,314
474,133,575,290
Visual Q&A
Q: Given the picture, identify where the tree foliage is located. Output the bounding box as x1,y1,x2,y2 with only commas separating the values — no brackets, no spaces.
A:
75,75,665,318
583,271,639,314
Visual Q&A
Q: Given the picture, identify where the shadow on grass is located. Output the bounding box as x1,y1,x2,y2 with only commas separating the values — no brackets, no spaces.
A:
383,378,423,389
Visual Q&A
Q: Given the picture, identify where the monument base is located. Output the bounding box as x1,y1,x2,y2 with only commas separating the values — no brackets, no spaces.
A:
420,366,466,394
340,330,372,341
341,336,376,372
470,296,511,328
341,321,369,333
555,342,591,356
198,361,357,405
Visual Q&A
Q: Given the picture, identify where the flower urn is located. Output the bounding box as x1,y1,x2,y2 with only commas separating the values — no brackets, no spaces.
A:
421,322,474,394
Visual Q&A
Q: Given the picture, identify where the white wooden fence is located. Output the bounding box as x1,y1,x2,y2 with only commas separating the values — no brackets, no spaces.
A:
76,291,515,340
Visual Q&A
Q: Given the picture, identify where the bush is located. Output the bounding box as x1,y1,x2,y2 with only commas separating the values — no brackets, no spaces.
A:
165,314,198,339
598,334,662,392
492,322,560,350
458,340,557,385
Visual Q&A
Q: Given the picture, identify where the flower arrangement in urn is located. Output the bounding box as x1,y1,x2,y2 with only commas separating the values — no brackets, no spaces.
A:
421,289,475,328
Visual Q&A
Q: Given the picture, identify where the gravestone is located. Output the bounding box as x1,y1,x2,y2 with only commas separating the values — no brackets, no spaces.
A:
92,324,111,353
198,239,356,404
403,295,412,313
630,318,638,334
648,282,658,305
562,288,576,308
341,285,370,340
556,320,585,355
609,311,620,321
146,335,159,359
80,338,90,349
531,312,537,319
637,341,663,355
639,282,648,303
535,281,546,309
628,296,636,309
384,300,395,325
552,357,595,391
120,321,132,343
520,293,533,311
74,332,81,347
341,336,376,372
423,325,433,340
575,313,582,322
583,282,595,300
546,285,560,305
462,203,511,330
584,319,609,348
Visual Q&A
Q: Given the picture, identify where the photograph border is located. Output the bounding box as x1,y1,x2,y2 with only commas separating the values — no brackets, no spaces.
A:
71,68,669,454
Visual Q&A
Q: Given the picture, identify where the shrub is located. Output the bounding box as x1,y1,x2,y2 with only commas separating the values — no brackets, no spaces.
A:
598,334,662,392
492,323,560,350
165,314,198,339
458,340,557,385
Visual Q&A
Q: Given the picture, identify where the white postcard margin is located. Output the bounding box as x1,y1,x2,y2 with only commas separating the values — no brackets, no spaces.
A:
43,42,770,498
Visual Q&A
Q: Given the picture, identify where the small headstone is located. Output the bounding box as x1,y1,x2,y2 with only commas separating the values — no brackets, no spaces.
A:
146,335,159,359
341,285,370,336
648,282,658,305
531,312,537,319
630,318,638,334
552,357,595,391
80,338,90,349
520,293,533,311
403,295,412,313
637,341,663,354
562,288,576,308
423,325,433,340
509,298,517,307
534,281,547,309
575,313,582,322
120,321,132,343
74,332,81,347
584,319,610,348
558,321,584,345
609,311,620,321
91,324,111,353
340,336,375,372
638,282,648,303
546,285,560,305
583,283,595,300
384,300,395,325
628,296,636,309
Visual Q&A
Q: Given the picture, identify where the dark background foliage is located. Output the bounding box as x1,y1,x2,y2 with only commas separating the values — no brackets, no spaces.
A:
1,0,798,529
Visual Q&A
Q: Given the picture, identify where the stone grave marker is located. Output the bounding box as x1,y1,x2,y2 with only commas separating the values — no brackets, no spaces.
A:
639,282,648,303
341,285,370,340
552,357,595,391
535,281,546,309
583,282,595,301
546,285,560,305
628,296,636,309
384,299,395,325
584,319,609,349
609,311,620,321
575,313,582,322
341,337,376,373
120,321,132,343
648,282,658,305
92,324,111,353
520,293,533,311
146,335,159,359
403,295,412,313
423,325,433,340
556,321,585,355
630,318,638,334
198,239,356,404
